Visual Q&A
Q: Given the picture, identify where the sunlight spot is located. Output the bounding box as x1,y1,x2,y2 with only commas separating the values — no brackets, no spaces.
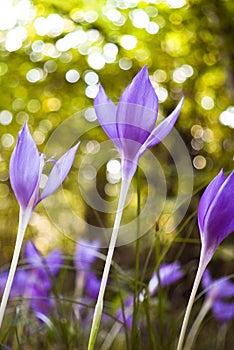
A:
65,69,80,83
88,53,105,70
201,96,214,110
166,0,186,8
193,155,206,169
0,110,13,125
131,9,149,29
219,107,234,128
120,35,137,50
119,57,133,70
84,71,99,85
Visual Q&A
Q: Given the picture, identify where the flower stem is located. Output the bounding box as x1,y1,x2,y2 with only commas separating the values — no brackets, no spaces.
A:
184,299,211,350
176,254,206,350
131,167,141,347
0,207,31,328
87,178,130,350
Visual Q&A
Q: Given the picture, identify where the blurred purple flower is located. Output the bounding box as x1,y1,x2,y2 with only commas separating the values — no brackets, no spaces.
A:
23,240,64,316
0,241,63,318
148,262,184,295
74,239,100,272
94,65,183,182
0,269,28,297
198,169,234,266
116,296,133,329
203,270,234,324
85,272,101,300
10,122,79,214
117,263,184,330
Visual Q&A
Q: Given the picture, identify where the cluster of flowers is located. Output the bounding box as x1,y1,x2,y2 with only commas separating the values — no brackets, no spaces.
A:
1,239,233,335
0,65,234,348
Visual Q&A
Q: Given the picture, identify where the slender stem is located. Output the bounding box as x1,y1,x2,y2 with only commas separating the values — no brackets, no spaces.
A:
0,207,31,328
184,299,211,350
87,178,130,350
176,254,207,350
131,167,141,347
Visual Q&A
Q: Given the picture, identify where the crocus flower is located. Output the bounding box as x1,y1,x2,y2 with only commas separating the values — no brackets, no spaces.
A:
148,262,184,295
202,270,234,324
0,122,78,328
177,169,234,350
88,67,183,349
0,241,64,320
94,65,183,182
74,239,100,272
198,169,234,266
10,122,79,216
23,240,64,318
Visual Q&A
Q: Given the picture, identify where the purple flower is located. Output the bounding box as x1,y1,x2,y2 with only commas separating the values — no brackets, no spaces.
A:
94,66,183,181
198,170,234,265
116,296,133,329
203,270,234,324
0,241,64,318
10,122,79,213
24,240,64,317
74,239,100,272
85,272,101,300
148,262,184,295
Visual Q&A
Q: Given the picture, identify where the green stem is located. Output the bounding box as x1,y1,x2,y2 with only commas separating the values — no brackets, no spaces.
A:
176,252,207,350
0,207,31,329
87,178,130,350
184,299,211,350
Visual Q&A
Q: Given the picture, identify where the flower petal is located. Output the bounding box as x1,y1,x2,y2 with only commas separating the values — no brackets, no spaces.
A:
10,123,41,210
39,143,79,202
202,170,234,253
138,97,184,158
213,300,234,324
24,240,42,267
198,170,226,233
118,65,158,115
148,262,184,295
94,84,121,152
74,239,100,271
45,249,64,275
117,66,158,147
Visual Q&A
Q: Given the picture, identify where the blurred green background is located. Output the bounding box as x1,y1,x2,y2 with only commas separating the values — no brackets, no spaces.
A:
0,0,233,279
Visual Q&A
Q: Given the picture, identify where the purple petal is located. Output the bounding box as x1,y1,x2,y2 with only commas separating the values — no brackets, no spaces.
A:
118,66,158,114
148,262,184,295
24,240,42,267
94,85,121,152
198,170,226,233
116,296,133,329
39,143,79,202
10,269,28,297
116,66,158,152
9,123,41,210
85,272,101,299
138,97,184,158
74,239,100,271
203,270,234,299
212,300,234,324
202,171,234,254
45,249,64,275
